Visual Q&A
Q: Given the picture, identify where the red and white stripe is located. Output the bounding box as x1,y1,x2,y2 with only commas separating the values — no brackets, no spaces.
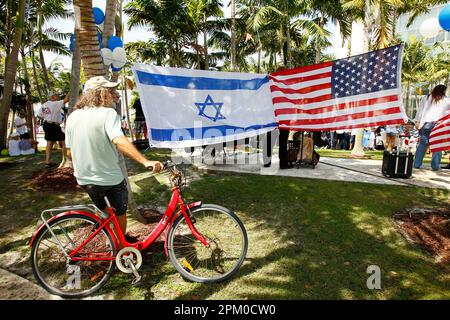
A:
430,112,450,153
269,61,407,131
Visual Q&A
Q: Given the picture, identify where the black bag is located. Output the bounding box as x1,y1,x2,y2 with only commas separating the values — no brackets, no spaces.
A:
382,149,414,178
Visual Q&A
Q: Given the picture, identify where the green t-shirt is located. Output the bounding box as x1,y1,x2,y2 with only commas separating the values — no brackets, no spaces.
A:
66,107,125,186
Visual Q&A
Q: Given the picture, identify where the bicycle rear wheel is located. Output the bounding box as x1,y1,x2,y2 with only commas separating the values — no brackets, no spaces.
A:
167,204,248,283
31,214,116,298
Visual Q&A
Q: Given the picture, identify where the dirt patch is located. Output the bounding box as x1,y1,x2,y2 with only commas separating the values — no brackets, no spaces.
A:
394,208,450,265
29,167,81,192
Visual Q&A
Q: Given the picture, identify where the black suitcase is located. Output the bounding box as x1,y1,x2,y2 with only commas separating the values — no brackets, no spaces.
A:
382,149,414,178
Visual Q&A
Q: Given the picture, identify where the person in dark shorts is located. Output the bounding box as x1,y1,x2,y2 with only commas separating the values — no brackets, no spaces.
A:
37,92,68,167
132,98,147,140
66,76,162,246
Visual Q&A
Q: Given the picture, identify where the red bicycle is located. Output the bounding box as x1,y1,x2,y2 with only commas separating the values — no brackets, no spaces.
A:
30,161,248,298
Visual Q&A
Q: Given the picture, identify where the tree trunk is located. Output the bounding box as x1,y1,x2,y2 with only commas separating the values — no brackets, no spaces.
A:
0,0,26,149
103,0,118,76
20,49,36,141
230,0,237,71
110,1,124,82
203,13,209,71
30,49,44,103
4,0,12,56
69,6,82,113
285,1,292,69
315,13,324,64
75,0,107,79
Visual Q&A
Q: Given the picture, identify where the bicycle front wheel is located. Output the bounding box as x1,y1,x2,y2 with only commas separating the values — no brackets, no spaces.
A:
31,214,116,298
167,204,248,283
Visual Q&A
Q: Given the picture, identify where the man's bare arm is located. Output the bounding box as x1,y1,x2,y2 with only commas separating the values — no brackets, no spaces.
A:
112,136,162,172
67,148,72,159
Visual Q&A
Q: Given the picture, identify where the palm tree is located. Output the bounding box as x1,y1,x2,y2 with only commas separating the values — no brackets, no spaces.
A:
0,0,26,149
31,0,72,94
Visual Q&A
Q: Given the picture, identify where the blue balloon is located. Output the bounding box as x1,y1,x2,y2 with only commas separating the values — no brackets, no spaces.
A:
107,36,123,50
70,33,74,43
111,66,122,72
93,7,105,25
438,4,450,31
69,42,74,52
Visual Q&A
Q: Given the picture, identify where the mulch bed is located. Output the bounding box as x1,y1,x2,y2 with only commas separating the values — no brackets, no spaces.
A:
29,167,81,192
394,208,450,265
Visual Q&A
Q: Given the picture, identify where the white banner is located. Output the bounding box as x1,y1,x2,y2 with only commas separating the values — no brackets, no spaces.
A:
132,64,277,148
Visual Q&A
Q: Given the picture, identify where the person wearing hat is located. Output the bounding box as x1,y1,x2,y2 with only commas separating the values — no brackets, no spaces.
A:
65,76,163,244
37,92,69,168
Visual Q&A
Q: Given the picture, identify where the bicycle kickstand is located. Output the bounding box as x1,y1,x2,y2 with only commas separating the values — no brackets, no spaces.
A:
125,257,142,285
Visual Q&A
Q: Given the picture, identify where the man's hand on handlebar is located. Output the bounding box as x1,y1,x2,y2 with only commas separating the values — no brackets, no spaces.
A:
143,160,164,173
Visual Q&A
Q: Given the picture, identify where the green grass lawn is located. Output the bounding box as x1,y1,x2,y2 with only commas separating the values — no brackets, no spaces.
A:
0,149,449,299
317,149,450,165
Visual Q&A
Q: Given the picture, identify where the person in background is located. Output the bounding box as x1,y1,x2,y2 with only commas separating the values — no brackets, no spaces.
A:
14,110,29,139
132,97,147,140
413,84,450,171
37,92,69,168
385,125,399,152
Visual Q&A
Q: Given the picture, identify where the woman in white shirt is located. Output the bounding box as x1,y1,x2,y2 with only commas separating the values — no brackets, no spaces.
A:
413,85,450,170
14,110,29,138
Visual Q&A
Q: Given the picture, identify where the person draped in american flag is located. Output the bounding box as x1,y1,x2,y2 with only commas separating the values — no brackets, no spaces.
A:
413,84,450,171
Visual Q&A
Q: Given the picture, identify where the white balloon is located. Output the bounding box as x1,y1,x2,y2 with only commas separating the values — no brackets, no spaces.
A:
419,18,441,39
101,48,114,66
98,22,104,32
112,47,127,68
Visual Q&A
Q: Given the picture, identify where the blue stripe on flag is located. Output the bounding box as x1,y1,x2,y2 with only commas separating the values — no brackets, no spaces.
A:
136,70,269,91
150,123,277,141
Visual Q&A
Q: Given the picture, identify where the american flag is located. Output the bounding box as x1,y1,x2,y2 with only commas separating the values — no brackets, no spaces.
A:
430,112,450,153
269,45,408,131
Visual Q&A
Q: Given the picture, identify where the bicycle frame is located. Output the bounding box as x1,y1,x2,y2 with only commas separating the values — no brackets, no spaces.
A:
39,185,209,263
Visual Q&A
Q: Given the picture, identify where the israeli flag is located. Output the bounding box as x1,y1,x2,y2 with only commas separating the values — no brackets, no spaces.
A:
132,64,277,148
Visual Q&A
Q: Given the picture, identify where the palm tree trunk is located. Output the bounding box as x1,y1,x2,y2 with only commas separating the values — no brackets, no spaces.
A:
69,16,81,113
30,49,44,103
110,0,123,82
315,13,324,64
103,0,118,77
0,0,26,149
20,49,36,142
203,13,209,70
39,46,51,95
4,0,12,56
285,1,292,69
75,0,107,79
230,0,237,71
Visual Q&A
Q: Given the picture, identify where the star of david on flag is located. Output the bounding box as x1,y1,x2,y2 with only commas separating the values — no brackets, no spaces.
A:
195,95,226,122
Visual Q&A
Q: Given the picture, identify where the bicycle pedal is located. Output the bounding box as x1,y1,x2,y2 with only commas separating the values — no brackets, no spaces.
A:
131,275,142,285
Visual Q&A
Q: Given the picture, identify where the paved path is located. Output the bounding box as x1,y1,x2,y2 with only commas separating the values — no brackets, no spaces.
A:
0,268,61,300
183,152,450,190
